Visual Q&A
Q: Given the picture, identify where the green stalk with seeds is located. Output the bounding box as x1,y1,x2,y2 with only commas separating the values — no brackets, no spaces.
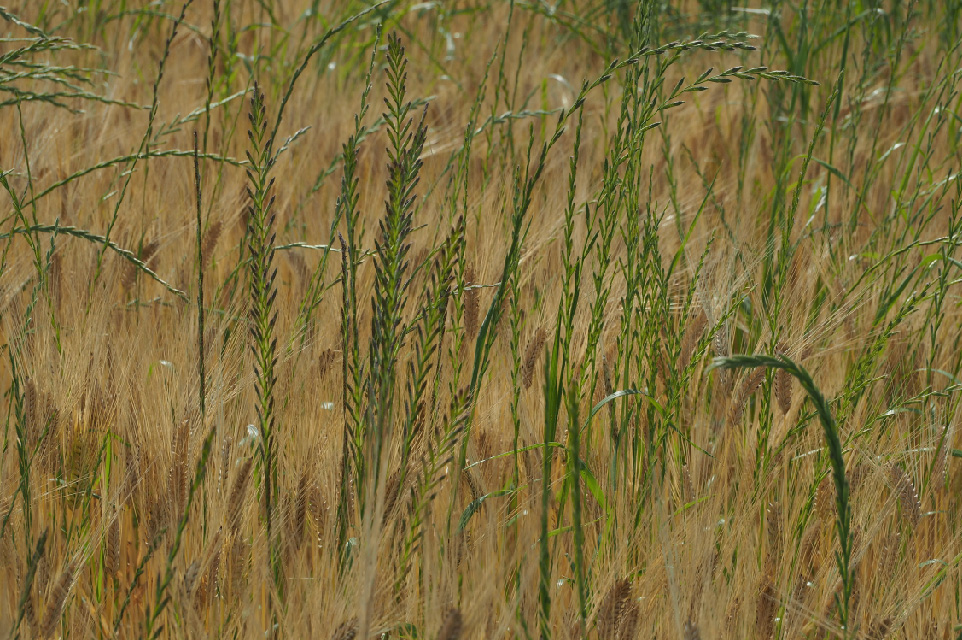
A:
245,82,283,595
710,353,852,636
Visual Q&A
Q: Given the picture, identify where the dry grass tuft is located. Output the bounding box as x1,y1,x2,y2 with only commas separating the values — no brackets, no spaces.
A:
0,1,959,637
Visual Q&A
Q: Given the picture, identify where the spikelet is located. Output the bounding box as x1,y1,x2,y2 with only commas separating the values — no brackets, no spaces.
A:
933,424,952,490
219,433,232,493
774,343,792,413
888,464,920,526
309,481,325,539
104,513,120,580
183,559,202,596
201,219,223,270
232,537,248,598
876,530,900,575
226,457,253,534
727,367,767,426
317,348,337,381
522,327,548,390
868,616,892,639
23,580,37,631
713,320,729,358
194,543,220,613
766,501,782,562
682,463,694,501
24,378,38,446
594,354,613,407
141,240,161,273
597,578,632,639
438,607,463,640
679,311,708,372
332,617,358,640
684,619,702,640
122,240,160,290
713,320,731,392
464,266,479,339
617,596,640,639
292,472,308,550
170,419,190,518
48,251,62,311
41,559,76,638
814,475,835,521
383,468,403,522
755,576,776,639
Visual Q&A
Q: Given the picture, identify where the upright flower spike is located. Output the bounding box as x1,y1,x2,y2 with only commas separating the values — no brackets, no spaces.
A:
245,82,282,595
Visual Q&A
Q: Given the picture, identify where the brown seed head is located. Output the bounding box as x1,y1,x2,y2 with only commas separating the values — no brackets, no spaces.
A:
438,607,464,640
522,327,548,390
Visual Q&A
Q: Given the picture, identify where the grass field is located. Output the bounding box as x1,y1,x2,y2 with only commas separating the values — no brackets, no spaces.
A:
1,1,961,638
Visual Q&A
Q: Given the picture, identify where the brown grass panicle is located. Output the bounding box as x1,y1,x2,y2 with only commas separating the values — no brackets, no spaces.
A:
888,464,921,526
40,558,78,639
522,326,548,390
726,367,768,426
438,607,464,640
597,578,640,639
774,343,792,413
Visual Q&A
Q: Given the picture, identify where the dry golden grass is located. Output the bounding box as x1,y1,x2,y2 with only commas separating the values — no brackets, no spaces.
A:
0,1,961,638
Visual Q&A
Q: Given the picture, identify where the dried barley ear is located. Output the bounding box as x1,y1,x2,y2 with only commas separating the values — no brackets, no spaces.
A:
464,265,479,340
597,578,639,639
888,464,920,526
331,617,358,640
522,327,548,390
438,607,464,640
774,343,792,413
